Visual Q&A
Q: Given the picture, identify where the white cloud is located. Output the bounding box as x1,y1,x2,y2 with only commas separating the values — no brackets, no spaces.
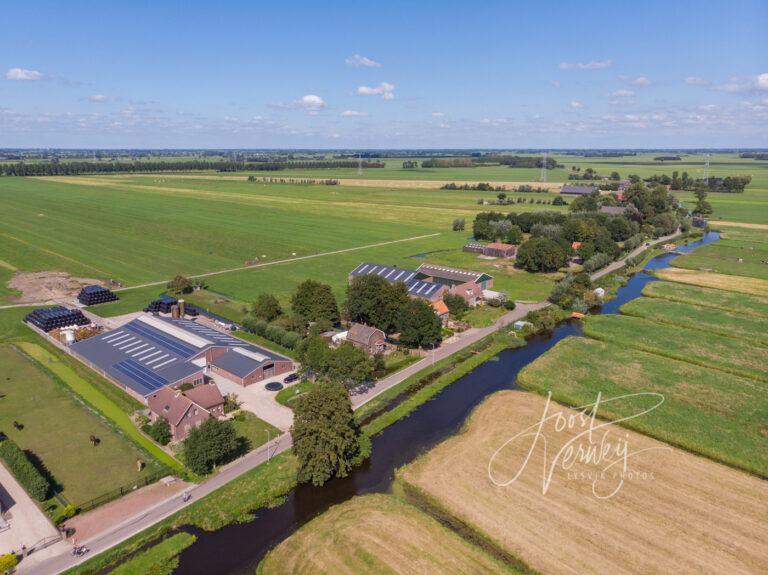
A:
5,67,44,81
629,76,651,86
438,123,450,129
85,94,114,103
431,112,445,117
270,94,326,112
699,104,718,112
550,80,561,88
345,54,381,68
341,110,368,117
356,82,395,100
685,76,708,85
569,100,584,109
609,89,634,98
559,60,612,70
716,73,768,93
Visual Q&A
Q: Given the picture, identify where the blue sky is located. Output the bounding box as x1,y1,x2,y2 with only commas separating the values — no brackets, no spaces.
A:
1,0,766,148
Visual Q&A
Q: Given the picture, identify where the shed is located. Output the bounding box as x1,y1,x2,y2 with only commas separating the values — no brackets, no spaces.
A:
560,184,598,195
484,242,517,258
346,323,386,355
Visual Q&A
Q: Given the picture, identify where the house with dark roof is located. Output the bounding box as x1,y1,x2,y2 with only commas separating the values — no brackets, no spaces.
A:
348,263,447,302
560,184,598,195
71,315,293,401
346,323,386,355
147,383,225,441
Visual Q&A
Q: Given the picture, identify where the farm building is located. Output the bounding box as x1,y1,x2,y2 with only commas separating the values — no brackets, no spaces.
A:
560,184,598,195
77,285,119,306
432,300,449,324
599,206,627,216
147,383,225,441
70,315,293,402
346,323,386,355
349,263,447,302
416,264,493,306
463,242,486,254
463,242,516,258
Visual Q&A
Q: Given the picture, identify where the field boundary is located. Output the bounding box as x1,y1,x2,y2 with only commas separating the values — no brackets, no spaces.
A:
117,232,441,291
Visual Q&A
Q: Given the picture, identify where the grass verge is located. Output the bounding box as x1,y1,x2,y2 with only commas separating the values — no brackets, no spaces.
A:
110,532,196,575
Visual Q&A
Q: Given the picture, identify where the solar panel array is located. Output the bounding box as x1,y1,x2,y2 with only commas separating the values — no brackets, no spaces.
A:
349,263,442,299
125,321,196,357
175,319,253,347
113,359,169,394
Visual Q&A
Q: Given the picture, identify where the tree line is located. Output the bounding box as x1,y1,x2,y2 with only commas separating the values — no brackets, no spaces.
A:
0,159,385,176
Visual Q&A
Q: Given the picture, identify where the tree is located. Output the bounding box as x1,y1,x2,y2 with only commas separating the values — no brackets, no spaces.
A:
345,275,408,333
516,237,568,272
505,224,524,244
292,381,361,486
452,217,465,231
610,171,621,181
552,196,567,206
147,417,172,446
182,418,240,474
443,293,468,317
167,275,192,295
569,191,600,212
251,293,282,322
324,342,373,388
489,219,512,241
297,335,331,378
291,280,339,324
497,192,507,202
398,299,442,348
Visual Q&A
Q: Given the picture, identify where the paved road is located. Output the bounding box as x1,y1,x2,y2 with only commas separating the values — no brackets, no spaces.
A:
22,229,682,574
590,229,681,281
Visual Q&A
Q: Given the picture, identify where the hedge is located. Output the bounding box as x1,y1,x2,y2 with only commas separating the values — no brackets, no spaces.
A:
0,438,51,501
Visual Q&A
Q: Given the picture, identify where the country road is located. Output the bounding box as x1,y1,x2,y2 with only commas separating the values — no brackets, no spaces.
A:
21,228,684,574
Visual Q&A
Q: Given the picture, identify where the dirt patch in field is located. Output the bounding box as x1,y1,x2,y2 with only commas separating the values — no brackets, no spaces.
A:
655,268,768,296
7,271,104,303
401,390,768,575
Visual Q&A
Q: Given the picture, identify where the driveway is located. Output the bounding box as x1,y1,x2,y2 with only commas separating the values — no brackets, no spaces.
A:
0,462,60,556
210,372,295,431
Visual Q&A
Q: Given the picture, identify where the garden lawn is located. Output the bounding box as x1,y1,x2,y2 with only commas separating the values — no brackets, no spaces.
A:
642,281,768,318
619,297,768,346
517,337,768,477
584,314,768,383
232,412,280,450
0,345,165,506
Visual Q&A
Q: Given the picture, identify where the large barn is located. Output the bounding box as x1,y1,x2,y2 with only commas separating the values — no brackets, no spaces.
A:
71,315,293,402
348,262,447,302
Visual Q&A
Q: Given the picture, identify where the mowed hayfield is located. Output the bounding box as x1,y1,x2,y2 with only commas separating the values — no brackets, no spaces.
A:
642,281,768,318
583,314,768,383
0,344,162,505
619,297,768,346
260,494,521,575
654,267,768,296
517,337,768,476
400,390,768,575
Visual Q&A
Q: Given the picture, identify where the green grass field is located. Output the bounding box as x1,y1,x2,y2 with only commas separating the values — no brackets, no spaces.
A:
518,337,768,477
108,533,196,575
642,281,768,318
584,314,768,383
620,297,768,346
0,344,165,506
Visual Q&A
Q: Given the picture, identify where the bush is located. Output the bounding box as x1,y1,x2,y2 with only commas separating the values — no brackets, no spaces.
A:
0,439,50,501
147,417,172,445
487,298,502,307
583,252,613,273
503,300,516,310
183,419,240,475
0,554,18,574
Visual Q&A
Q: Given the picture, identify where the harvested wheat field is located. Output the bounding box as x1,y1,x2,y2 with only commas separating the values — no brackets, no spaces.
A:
260,494,519,575
400,390,768,575
654,268,768,296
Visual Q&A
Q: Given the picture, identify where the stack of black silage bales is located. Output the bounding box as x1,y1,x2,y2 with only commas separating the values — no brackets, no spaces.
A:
25,306,90,332
77,285,119,305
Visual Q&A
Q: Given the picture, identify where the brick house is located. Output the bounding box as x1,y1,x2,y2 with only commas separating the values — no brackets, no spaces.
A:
147,383,225,441
346,323,386,355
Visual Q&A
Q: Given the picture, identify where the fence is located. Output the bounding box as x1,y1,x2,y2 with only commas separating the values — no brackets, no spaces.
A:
76,469,169,513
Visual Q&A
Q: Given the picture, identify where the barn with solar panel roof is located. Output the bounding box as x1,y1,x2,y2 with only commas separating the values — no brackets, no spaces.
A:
70,315,294,403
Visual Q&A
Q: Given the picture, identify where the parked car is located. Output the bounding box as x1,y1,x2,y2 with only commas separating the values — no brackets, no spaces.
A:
283,373,300,384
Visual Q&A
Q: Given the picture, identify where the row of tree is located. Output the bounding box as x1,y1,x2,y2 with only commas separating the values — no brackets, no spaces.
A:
0,159,385,176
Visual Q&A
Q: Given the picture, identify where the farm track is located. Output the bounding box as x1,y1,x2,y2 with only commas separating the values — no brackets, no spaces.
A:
117,233,442,290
